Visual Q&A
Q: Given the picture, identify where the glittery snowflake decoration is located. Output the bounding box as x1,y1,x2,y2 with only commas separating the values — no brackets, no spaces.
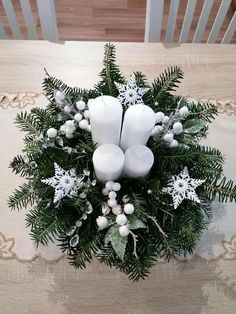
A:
41,163,84,203
163,167,205,209
115,74,149,107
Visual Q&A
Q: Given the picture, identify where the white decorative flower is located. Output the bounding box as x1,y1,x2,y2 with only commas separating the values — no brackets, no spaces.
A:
163,167,205,209
115,75,149,107
41,163,84,203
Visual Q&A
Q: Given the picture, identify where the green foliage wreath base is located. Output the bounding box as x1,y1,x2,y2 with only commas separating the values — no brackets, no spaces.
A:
9,44,236,281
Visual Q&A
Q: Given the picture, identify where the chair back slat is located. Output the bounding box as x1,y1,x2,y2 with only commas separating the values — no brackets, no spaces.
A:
165,0,179,42
179,0,197,43
145,0,164,42
221,11,236,44
0,20,7,39
36,0,58,41
207,0,231,43
2,0,22,39
20,0,37,40
193,0,214,43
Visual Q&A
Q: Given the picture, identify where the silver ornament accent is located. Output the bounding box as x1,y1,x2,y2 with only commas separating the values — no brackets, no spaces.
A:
82,213,87,220
83,169,90,176
75,220,83,228
91,179,97,186
66,225,77,236
79,192,87,199
85,201,93,214
70,234,79,247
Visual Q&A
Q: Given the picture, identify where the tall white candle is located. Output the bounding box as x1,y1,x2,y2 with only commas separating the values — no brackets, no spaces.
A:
89,96,122,147
120,104,156,151
124,145,154,178
93,144,124,182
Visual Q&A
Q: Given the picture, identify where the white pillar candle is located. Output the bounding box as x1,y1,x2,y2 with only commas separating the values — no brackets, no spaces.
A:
124,145,154,178
89,96,123,147
120,104,156,151
93,144,124,182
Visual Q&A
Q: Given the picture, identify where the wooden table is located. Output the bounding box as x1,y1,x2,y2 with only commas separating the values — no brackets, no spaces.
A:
0,41,236,314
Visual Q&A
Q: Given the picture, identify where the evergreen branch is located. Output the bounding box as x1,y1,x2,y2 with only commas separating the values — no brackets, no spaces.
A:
10,155,30,177
188,101,218,122
15,112,41,135
95,43,126,95
152,66,183,101
105,45,113,95
8,182,35,210
206,177,236,202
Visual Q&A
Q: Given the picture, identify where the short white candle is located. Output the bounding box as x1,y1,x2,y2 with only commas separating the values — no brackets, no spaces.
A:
93,144,124,182
89,96,122,146
120,104,156,151
124,145,154,178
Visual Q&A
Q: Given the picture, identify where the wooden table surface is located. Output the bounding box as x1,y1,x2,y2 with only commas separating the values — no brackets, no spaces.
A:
0,41,236,314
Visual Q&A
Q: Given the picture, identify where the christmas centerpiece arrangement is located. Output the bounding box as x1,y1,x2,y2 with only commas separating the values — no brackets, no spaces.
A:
9,44,236,281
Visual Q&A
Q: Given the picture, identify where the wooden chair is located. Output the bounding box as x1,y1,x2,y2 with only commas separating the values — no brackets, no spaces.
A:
145,0,236,44
0,0,58,40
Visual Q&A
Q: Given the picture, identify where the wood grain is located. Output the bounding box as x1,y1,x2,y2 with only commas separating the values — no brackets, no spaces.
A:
0,0,235,42
0,41,235,102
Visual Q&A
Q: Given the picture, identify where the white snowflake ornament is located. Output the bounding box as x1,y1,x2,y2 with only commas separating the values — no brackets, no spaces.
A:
41,163,84,203
163,167,205,209
115,75,149,107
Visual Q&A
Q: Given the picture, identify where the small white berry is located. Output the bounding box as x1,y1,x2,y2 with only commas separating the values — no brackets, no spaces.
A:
155,112,165,123
83,110,90,119
169,139,178,148
108,191,117,199
60,125,67,133
74,113,83,122
102,205,110,216
112,205,122,215
102,188,109,196
163,133,174,143
173,122,183,135
124,203,134,215
119,225,129,237
65,120,74,127
79,119,89,130
86,125,91,132
112,182,121,191
47,127,57,138
64,105,71,113
151,125,162,136
96,216,109,230
65,128,74,135
105,181,114,191
76,100,86,110
179,106,189,117
163,116,170,124
116,214,128,226
66,133,74,139
55,91,65,101
157,125,164,133
108,199,117,208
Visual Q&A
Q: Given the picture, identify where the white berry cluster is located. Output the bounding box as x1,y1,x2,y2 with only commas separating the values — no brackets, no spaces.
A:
47,92,93,140
151,104,189,148
96,181,135,237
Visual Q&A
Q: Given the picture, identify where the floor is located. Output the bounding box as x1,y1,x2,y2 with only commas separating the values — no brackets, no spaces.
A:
0,0,235,43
